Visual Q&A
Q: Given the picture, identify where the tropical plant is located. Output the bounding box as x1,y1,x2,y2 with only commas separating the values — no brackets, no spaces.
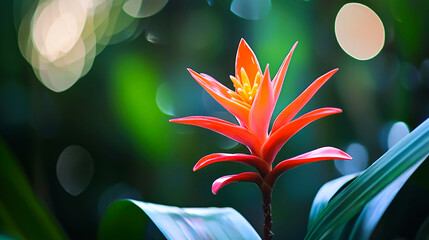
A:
170,39,352,239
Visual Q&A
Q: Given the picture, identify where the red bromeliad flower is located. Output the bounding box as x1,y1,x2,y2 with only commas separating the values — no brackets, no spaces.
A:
170,39,352,239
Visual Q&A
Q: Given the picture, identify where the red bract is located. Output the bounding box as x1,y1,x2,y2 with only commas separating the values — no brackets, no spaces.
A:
170,39,352,195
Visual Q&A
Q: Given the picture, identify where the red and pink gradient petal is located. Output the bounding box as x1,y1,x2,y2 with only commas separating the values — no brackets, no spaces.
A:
212,172,263,195
262,107,343,163
265,147,352,186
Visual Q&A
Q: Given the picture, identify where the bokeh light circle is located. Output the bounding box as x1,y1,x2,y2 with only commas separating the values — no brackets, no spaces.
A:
156,83,175,116
335,3,385,60
57,145,94,196
387,121,409,149
18,0,166,92
123,0,169,18
230,0,271,20
335,143,368,175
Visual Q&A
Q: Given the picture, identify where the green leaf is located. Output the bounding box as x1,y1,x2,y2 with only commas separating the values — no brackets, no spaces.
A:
0,139,67,240
305,118,429,240
98,199,261,240
349,157,425,239
308,159,425,240
308,173,360,229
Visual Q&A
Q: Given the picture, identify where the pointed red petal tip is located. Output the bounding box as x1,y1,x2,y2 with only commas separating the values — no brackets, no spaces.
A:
169,118,181,123
238,38,252,51
186,68,196,76
287,146,353,161
193,153,224,171
344,153,352,160
236,38,261,85
211,172,262,195
339,150,352,160
212,175,232,195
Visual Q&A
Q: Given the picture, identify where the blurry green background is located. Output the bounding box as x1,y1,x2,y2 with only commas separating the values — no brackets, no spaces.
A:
1,0,429,239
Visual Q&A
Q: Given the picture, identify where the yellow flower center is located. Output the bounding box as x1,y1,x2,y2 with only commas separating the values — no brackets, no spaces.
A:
227,68,262,109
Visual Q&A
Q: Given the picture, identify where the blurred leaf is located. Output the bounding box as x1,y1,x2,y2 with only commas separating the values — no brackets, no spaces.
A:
305,118,429,240
308,173,360,229
98,199,261,240
111,52,172,163
0,139,67,240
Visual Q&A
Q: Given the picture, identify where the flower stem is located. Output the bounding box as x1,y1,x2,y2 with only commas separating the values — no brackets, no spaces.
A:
261,182,273,240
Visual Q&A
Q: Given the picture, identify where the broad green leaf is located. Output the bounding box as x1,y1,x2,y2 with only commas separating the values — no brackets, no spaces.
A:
349,156,425,240
308,172,360,228
0,139,67,240
98,199,261,240
305,118,429,240
308,158,425,240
